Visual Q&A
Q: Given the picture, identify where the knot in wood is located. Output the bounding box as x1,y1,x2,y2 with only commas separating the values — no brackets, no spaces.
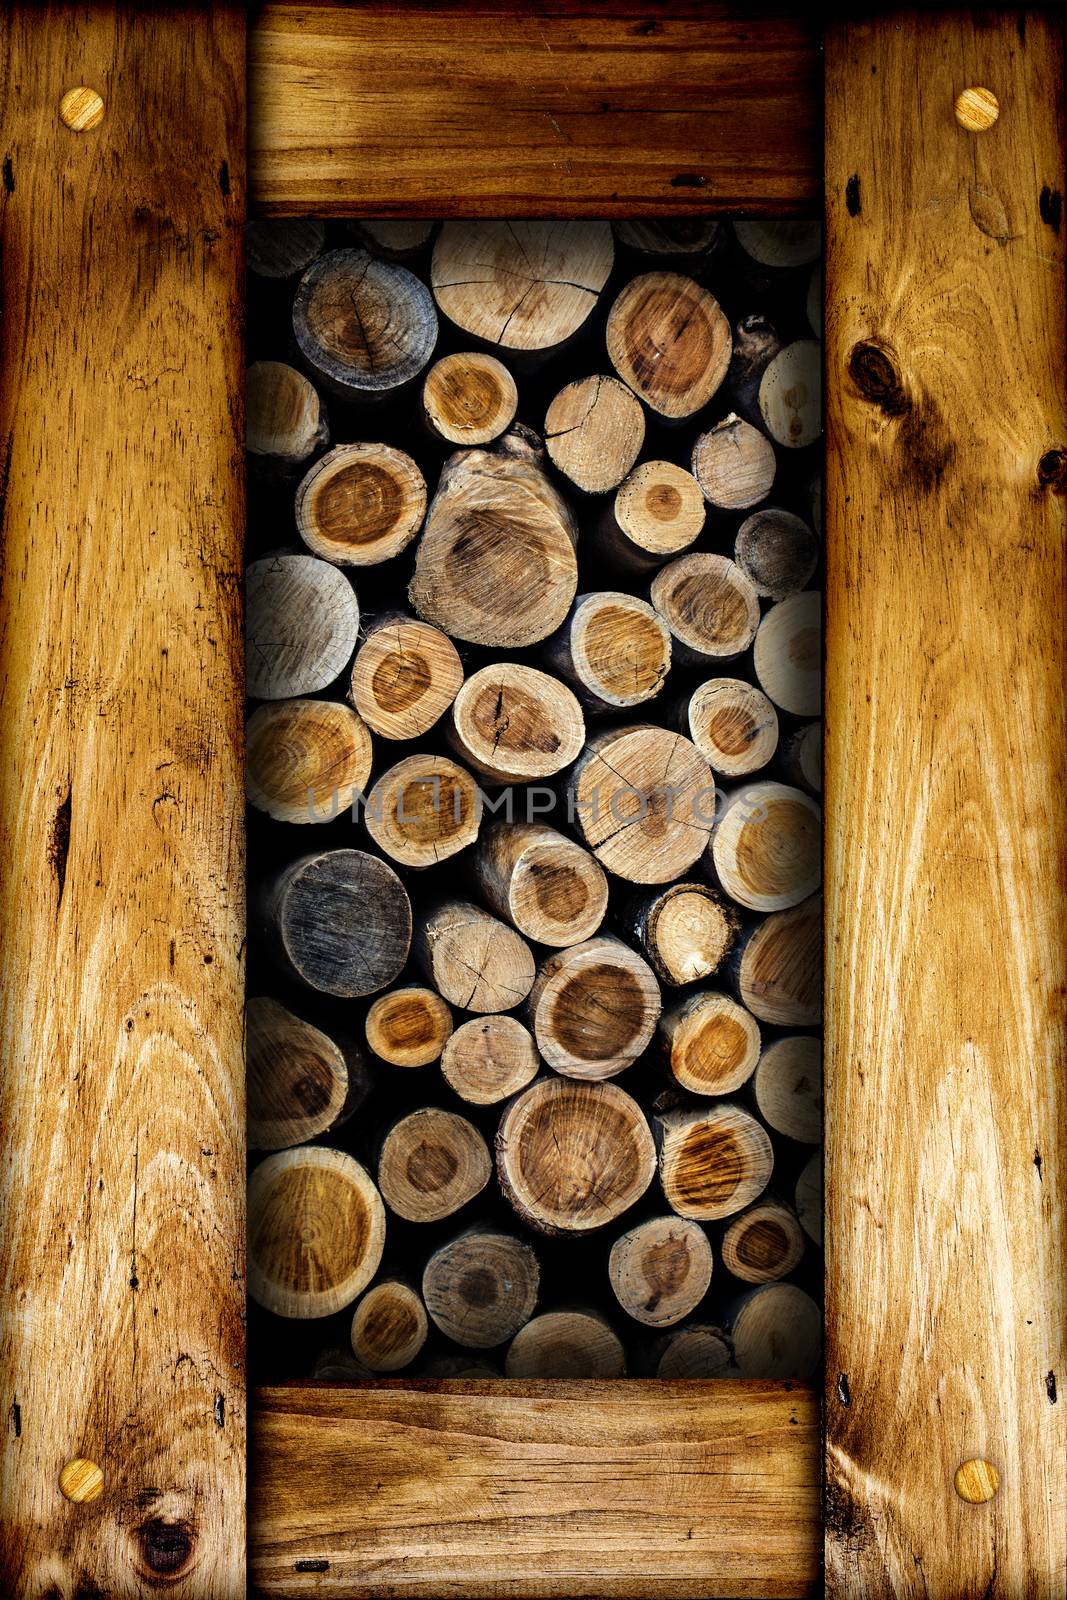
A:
136,1517,196,1577
1037,448,1067,492
848,339,909,415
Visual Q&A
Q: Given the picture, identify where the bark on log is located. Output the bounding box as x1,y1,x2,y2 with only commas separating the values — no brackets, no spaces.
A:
422,351,518,445
440,1014,540,1106
606,271,732,419
246,553,360,700
734,507,819,600
732,221,822,269
544,375,645,493
247,359,328,469
753,1034,822,1144
364,985,454,1068
248,1146,386,1318
655,1102,773,1221
721,1199,806,1285
710,781,823,913
247,217,325,279
422,1227,540,1348
247,996,370,1152
543,592,671,713
780,720,823,795
527,936,661,1081
731,892,822,1027
364,752,482,868
295,442,426,567
675,676,779,778
608,1215,714,1328
293,247,438,401
795,1150,822,1246
349,612,464,741
496,1077,656,1235
613,219,721,258
726,313,782,424
595,460,705,573
414,900,535,1014
757,340,822,449
246,698,373,825
691,415,776,510
378,1106,492,1223
753,589,822,717
409,428,579,648
654,1323,736,1379
473,821,608,948
658,990,761,1097
261,848,412,998
505,1310,626,1378
726,1282,822,1379
431,220,613,355
650,553,760,665
567,724,716,884
448,662,584,784
619,882,739,987
350,219,435,261
350,1279,429,1372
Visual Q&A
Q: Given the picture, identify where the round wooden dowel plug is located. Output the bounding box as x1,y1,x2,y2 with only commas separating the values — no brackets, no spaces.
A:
350,613,463,742
655,1324,736,1379
753,1035,822,1144
432,221,613,355
568,725,716,884
711,782,822,913
378,1107,491,1223
449,662,584,784
606,272,732,419
732,892,822,1027
735,508,819,601
727,1282,822,1379
597,460,705,573
722,1200,806,1284
409,428,579,648
365,986,453,1068
543,592,672,714
658,990,761,1097
246,554,360,701
954,1459,999,1503
691,416,776,511
247,361,328,469
527,936,661,1081
422,1227,540,1348
656,1102,773,1222
651,553,760,666
754,590,822,718
59,1458,104,1502
544,375,645,493
473,822,608,949
247,219,324,279
364,753,482,869
608,1215,713,1328
415,901,535,1014
296,443,426,567
954,87,999,132
350,1280,428,1373
247,995,369,1151
619,882,739,987
246,699,373,824
293,248,438,401
423,351,518,445
496,1078,656,1235
506,1310,626,1379
261,849,412,998
676,677,779,778
59,87,105,131
248,1146,386,1318
440,1015,540,1106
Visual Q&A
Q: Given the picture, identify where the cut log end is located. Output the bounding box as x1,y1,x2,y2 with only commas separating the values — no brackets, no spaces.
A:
294,247,438,400
247,218,325,279
554,592,672,712
796,1151,823,1246
350,1279,428,1372
608,1215,714,1328
711,782,823,913
365,753,482,868
735,892,822,1027
733,220,821,270
622,882,739,987
423,351,518,445
651,553,760,664
735,507,819,600
246,698,373,824
350,614,463,741
248,1146,386,1318
296,443,426,566
682,677,779,778
450,662,584,784
263,849,412,998
758,341,822,450
440,1014,540,1106
378,1107,491,1223
606,271,731,419
247,360,328,467
754,590,822,718
691,415,776,511
544,374,645,493
528,937,661,1081
505,1310,626,1378
416,900,535,1014
659,991,761,1097
422,1228,540,1348
782,721,823,796
656,1102,773,1222
754,1034,823,1143
614,220,721,258
247,997,363,1152
365,986,453,1068
570,725,715,883
655,1324,736,1379
729,1283,822,1378
602,460,705,570
722,1201,806,1285
351,219,435,261
246,554,360,701
497,1078,656,1235
474,823,608,949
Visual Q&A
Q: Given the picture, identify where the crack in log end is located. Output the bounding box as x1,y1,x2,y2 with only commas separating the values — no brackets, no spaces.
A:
49,789,72,906
845,174,861,216
847,338,910,415
218,160,230,197
1039,185,1062,232
2,157,13,194
1047,1370,1058,1404
295,1558,330,1573
1037,450,1067,493
837,1372,852,1405
136,1518,196,1579
670,174,707,188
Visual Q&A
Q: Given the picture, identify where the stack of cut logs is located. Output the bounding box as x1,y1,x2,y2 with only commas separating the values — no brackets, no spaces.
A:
245,218,823,1383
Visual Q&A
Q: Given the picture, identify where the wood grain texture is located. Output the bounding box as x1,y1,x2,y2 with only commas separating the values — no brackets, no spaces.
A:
250,1380,820,1597
249,3,820,217
0,7,246,1595
824,13,1067,1598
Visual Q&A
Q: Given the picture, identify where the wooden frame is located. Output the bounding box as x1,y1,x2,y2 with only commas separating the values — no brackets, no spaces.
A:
0,5,1063,1597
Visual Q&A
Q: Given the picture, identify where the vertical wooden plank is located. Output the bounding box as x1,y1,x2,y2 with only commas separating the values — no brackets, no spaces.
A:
825,11,1066,1598
0,8,246,1596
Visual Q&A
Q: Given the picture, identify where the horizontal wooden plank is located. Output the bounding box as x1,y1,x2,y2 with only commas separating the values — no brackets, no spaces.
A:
250,1380,820,1598
249,3,820,216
